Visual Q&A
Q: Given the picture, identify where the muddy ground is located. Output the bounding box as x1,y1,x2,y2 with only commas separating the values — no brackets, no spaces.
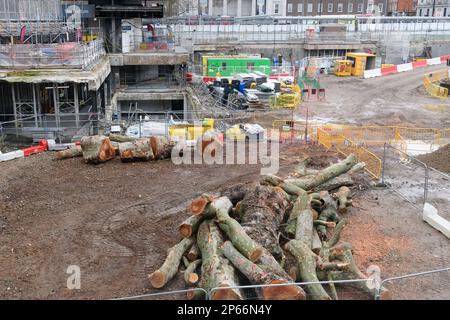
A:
298,64,450,128
1,143,449,300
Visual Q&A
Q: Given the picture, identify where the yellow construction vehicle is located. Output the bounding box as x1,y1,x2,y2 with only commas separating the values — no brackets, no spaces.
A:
334,60,352,76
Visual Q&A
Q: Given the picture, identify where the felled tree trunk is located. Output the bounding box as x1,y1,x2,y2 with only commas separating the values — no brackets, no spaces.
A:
285,240,331,300
238,185,291,261
151,136,174,160
109,134,136,143
187,242,200,261
196,220,243,300
179,215,204,238
149,237,194,288
286,154,358,191
184,259,202,287
119,139,153,162
55,145,82,160
335,186,352,213
222,241,306,300
316,191,340,240
80,135,116,164
261,174,307,197
285,191,309,237
213,196,263,262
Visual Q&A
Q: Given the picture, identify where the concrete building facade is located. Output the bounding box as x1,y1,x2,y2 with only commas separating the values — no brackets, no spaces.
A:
387,0,417,15
285,0,388,16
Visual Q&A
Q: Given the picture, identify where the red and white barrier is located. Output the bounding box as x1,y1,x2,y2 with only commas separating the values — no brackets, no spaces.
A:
0,140,48,163
363,55,450,79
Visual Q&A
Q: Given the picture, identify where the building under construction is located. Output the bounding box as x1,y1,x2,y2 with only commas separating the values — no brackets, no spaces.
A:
0,0,190,142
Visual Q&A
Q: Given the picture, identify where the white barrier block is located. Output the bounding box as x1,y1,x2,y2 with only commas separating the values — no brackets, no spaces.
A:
423,202,450,239
427,57,442,66
363,68,382,79
397,63,413,72
0,150,25,162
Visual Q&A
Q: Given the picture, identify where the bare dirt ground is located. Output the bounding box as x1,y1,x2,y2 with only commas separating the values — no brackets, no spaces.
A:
301,64,450,128
1,143,449,300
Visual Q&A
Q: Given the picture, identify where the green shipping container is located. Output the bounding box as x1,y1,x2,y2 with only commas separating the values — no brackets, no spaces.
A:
206,57,272,77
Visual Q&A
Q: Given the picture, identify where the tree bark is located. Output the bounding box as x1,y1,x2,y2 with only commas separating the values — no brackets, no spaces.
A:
80,135,116,164
285,240,331,300
222,241,306,300
214,196,263,262
335,186,352,213
260,174,307,196
119,139,153,162
179,215,204,238
184,259,202,287
196,220,243,300
109,134,136,143
187,242,200,261
151,136,174,160
55,145,82,160
238,185,290,261
286,154,358,191
149,237,194,288
285,191,309,237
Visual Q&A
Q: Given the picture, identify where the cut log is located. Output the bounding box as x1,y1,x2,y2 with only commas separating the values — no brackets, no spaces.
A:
237,186,290,261
220,183,249,206
316,191,340,240
119,139,153,162
80,135,116,164
348,162,366,175
311,174,354,192
149,237,194,289
295,207,314,245
325,242,391,299
55,145,82,160
196,220,243,300
190,194,215,216
151,136,174,160
213,196,263,262
184,259,202,287
110,141,120,156
261,174,307,196
285,191,309,237
311,229,322,254
187,242,200,261
109,134,136,143
335,186,352,213
285,240,331,300
221,241,306,300
286,154,358,191
179,215,204,238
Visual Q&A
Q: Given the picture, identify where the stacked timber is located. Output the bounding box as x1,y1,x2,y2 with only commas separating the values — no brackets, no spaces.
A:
149,154,391,300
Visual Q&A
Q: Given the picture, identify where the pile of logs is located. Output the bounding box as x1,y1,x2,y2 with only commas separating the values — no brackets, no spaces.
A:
148,154,390,300
55,134,174,164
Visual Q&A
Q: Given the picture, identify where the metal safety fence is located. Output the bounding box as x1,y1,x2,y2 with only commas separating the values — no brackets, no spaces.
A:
112,267,450,300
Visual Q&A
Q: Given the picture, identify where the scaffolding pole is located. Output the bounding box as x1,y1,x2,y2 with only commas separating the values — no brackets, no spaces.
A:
32,83,38,127
74,83,80,129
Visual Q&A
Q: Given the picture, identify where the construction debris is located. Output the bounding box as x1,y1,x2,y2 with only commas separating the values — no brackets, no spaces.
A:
148,154,389,300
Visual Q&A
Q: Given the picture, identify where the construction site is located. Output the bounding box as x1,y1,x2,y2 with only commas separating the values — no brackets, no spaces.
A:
1,0,450,302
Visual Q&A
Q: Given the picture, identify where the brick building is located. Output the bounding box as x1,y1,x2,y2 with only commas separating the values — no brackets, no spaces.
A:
285,0,388,15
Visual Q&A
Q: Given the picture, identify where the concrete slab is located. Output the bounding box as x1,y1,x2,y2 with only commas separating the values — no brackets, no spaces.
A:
0,57,111,91
423,202,450,239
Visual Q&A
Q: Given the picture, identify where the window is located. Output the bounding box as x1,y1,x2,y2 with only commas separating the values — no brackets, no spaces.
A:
444,8,447,16
378,3,383,12
298,3,303,12
287,3,293,12
222,62,227,71
419,8,422,16
318,3,323,12
348,2,353,12
247,62,255,71
337,3,343,12
426,8,429,16
274,3,279,14
357,3,363,12
307,3,313,12
328,3,333,12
